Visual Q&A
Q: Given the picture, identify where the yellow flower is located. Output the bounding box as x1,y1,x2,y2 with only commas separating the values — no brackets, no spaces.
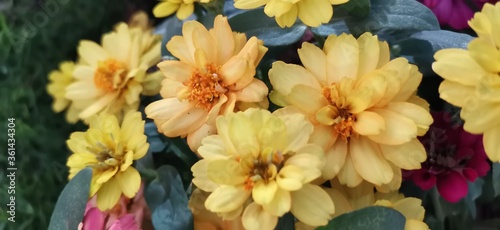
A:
191,108,334,230
145,15,269,152
234,0,349,28
320,181,429,230
66,23,162,121
189,188,245,230
153,0,211,20
269,32,433,190
66,111,149,211
433,2,500,162
46,61,82,123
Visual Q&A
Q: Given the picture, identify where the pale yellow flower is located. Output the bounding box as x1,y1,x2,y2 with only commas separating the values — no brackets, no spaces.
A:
320,180,429,230
66,111,149,211
191,108,334,230
433,2,500,162
66,23,162,122
46,61,81,123
145,15,269,152
269,32,433,190
153,0,211,20
47,61,75,113
234,0,349,28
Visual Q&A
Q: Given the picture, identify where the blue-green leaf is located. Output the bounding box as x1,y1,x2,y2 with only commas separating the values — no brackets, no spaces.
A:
48,168,92,230
316,206,406,230
313,0,439,37
156,16,184,57
150,165,193,230
228,9,307,47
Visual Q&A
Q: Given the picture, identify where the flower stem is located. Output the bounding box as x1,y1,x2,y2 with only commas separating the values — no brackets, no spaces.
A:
432,187,445,221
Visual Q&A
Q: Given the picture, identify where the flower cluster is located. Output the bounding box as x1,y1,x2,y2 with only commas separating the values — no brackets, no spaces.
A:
47,1,500,229
47,13,163,123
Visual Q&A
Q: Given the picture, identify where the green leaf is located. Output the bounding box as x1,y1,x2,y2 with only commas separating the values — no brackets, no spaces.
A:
228,9,307,47
338,0,371,17
316,206,406,230
149,165,194,230
48,168,92,230
312,0,439,37
493,163,500,197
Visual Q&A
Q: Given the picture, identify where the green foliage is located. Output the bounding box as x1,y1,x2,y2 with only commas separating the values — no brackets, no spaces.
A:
316,206,406,230
228,9,307,47
0,0,149,229
48,168,92,230
146,165,193,230
312,0,439,37
338,0,371,17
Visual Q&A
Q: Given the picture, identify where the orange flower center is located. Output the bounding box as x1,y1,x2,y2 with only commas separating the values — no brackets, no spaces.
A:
321,85,357,141
243,150,284,191
185,64,228,110
94,59,128,93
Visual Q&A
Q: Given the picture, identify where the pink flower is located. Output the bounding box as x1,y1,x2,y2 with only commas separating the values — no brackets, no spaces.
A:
419,0,497,30
79,184,149,230
404,112,490,203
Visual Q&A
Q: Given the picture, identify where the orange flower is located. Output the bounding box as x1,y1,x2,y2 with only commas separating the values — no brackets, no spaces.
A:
145,15,269,152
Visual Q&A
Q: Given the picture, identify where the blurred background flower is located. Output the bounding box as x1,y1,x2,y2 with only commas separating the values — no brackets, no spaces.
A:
419,0,499,30
404,112,490,203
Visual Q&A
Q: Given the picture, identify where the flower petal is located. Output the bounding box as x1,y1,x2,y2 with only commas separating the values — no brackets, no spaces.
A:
116,167,141,198
269,61,321,96
96,177,122,211
436,171,468,203
367,108,418,145
78,40,108,67
242,202,278,230
291,184,335,227
253,180,279,205
380,139,426,170
205,185,251,213
350,137,393,185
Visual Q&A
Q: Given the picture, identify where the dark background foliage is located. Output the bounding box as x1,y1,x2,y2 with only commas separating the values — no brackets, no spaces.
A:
0,0,158,229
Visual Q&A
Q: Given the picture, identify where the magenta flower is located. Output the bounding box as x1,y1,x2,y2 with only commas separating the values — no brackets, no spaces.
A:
404,112,490,203
79,184,149,230
419,0,496,30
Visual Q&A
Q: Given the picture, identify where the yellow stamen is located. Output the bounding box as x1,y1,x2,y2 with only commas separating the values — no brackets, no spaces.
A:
322,83,358,141
184,64,228,110
94,59,128,93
